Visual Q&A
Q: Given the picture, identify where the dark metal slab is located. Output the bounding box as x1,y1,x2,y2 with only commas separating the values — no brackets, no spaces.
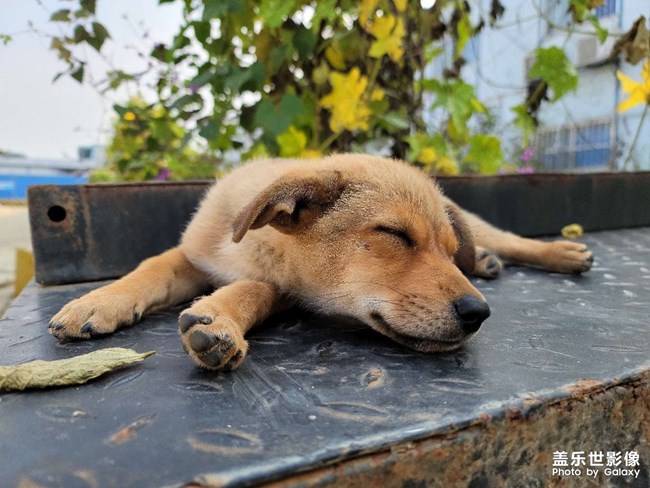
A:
1,228,649,487
27,172,650,285
28,182,209,285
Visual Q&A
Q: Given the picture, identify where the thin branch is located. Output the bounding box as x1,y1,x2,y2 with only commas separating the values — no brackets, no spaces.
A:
622,103,648,171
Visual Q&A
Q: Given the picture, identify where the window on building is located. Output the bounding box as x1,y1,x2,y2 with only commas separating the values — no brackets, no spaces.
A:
536,120,612,171
594,0,616,18
544,0,616,28
575,122,611,167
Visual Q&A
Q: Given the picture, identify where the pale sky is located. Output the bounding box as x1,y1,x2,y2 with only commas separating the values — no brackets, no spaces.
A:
0,0,184,159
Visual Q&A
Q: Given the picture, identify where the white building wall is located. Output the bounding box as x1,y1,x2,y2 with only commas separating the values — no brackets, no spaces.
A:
463,0,649,171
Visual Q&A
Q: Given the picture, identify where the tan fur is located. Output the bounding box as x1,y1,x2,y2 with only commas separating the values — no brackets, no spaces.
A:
49,154,593,370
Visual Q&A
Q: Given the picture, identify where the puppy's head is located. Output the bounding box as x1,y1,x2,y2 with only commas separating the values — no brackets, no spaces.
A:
232,155,489,352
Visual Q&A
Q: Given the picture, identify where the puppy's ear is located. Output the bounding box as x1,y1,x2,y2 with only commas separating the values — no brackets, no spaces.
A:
446,204,475,274
232,170,345,243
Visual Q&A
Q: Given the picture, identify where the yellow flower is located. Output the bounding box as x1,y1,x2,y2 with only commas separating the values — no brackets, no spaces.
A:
418,147,437,165
369,14,405,63
561,223,584,239
123,111,136,121
370,87,384,101
358,0,378,27
418,147,459,175
300,148,322,159
435,156,460,175
393,0,407,12
325,43,346,70
616,61,650,112
320,68,375,132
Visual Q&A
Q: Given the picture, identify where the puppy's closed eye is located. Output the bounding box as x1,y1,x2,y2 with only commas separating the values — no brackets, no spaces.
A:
375,225,415,248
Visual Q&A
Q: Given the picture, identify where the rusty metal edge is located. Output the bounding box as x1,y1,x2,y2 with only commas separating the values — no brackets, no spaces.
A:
181,368,650,488
27,171,650,285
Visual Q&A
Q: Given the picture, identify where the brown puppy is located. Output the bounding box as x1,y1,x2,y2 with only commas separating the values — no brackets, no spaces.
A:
49,154,593,371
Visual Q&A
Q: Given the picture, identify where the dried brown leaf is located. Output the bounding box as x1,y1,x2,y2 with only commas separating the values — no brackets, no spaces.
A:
0,348,155,391
611,16,650,65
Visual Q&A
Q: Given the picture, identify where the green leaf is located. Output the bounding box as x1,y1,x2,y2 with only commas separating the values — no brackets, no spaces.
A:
87,22,110,51
0,34,11,45
424,78,481,131
254,93,305,136
259,0,296,29
455,11,472,59
192,21,210,44
50,37,72,62
529,47,578,101
424,46,443,63
50,9,71,22
270,44,288,73
311,0,337,29
586,13,608,43
80,0,96,15
0,348,155,391
151,43,171,62
113,104,128,117
224,61,265,91
380,112,410,130
170,93,202,110
202,0,243,20
465,134,503,174
511,104,536,146
190,67,216,88
276,125,307,157
293,27,316,58
71,65,85,83
199,119,221,140
73,25,90,44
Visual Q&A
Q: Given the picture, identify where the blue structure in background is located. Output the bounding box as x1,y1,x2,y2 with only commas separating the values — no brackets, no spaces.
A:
0,174,88,200
0,145,103,200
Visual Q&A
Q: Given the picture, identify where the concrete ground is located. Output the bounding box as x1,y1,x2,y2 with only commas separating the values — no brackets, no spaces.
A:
0,204,31,315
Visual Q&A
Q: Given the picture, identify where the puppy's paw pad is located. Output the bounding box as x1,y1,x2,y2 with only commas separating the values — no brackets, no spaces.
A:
189,330,224,353
180,315,248,371
179,313,212,333
189,330,245,371
474,248,503,279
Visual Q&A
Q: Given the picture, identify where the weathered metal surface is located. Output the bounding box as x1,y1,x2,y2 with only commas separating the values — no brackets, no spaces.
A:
438,171,650,237
27,172,650,285
1,227,649,487
27,182,209,285
262,374,650,488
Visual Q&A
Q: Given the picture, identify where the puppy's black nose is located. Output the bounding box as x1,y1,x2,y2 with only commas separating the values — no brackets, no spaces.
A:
453,295,490,334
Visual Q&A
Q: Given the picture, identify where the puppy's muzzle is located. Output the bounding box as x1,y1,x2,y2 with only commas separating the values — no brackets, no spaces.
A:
452,295,491,334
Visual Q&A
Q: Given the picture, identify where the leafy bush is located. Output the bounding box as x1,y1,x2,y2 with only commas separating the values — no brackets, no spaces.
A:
39,0,650,179
91,99,219,182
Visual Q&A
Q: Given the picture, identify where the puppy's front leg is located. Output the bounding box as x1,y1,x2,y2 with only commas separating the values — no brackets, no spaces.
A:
50,247,209,341
179,280,280,371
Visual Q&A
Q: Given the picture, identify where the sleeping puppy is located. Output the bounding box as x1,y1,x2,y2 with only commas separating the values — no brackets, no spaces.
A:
48,154,593,371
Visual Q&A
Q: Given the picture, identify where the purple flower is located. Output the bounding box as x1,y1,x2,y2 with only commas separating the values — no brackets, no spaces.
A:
518,166,535,174
520,146,534,163
189,84,199,94
155,168,171,181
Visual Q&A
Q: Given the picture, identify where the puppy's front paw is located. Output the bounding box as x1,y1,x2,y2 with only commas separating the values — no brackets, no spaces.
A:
543,240,593,274
473,246,503,279
49,292,142,342
179,313,247,371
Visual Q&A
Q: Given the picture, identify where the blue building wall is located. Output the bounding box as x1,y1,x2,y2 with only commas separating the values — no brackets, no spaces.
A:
0,174,88,200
